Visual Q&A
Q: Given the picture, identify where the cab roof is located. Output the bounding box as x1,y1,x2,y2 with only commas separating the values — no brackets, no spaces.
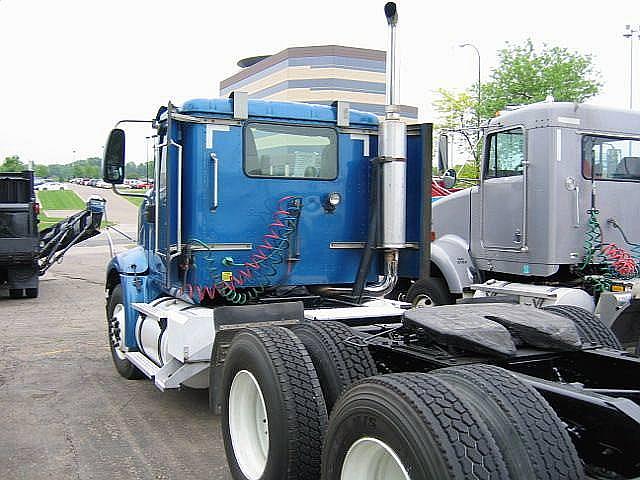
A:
488,102,640,137
180,98,379,127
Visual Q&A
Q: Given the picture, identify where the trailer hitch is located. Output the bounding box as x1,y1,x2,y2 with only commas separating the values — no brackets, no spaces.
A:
38,197,106,275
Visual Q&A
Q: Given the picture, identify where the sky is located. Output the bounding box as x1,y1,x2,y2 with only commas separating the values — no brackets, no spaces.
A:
0,0,638,165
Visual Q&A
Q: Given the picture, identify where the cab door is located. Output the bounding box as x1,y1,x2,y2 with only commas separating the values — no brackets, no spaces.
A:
480,127,526,250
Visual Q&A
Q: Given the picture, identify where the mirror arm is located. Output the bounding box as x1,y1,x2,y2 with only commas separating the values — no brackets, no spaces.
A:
111,184,148,198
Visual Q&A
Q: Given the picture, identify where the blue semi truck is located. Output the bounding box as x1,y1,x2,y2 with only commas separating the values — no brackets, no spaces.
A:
102,4,640,480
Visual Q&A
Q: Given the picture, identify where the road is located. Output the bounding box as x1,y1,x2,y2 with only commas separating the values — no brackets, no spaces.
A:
0,189,232,479
68,183,142,247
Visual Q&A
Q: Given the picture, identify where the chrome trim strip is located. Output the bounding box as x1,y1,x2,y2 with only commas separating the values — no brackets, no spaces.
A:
188,243,253,251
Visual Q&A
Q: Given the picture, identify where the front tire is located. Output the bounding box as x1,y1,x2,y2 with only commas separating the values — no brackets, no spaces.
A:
406,277,453,307
221,326,327,480
106,284,143,379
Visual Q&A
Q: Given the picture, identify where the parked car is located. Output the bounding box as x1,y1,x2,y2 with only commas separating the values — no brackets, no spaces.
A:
35,181,65,191
95,180,111,189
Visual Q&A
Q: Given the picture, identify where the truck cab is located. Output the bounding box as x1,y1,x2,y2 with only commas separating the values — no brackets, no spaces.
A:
428,102,640,347
104,96,432,362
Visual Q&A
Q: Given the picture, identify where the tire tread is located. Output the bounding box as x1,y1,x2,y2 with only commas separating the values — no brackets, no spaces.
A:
435,364,584,480
542,304,622,349
338,373,510,479
248,326,327,479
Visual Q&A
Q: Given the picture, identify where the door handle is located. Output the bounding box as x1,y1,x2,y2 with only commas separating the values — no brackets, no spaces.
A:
565,177,580,228
210,152,219,210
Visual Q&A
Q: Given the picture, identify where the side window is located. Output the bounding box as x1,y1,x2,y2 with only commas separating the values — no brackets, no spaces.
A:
582,135,640,181
244,123,337,180
485,128,525,178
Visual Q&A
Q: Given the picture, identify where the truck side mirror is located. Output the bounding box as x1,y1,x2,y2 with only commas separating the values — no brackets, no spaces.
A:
103,128,126,184
442,168,457,189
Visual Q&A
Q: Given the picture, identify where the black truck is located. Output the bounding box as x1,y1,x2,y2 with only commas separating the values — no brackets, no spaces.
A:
0,171,40,298
0,171,107,299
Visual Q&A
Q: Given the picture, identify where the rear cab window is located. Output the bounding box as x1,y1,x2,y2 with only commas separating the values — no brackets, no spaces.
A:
244,123,338,180
582,135,640,181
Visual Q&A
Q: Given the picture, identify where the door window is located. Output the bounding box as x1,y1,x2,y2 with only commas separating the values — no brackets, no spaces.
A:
485,128,525,178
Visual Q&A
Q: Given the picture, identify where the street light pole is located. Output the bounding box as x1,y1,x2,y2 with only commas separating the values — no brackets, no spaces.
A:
460,43,481,165
623,25,639,110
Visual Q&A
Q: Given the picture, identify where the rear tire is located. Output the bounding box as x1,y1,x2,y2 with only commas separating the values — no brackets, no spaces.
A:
9,289,23,298
434,364,584,480
25,288,38,298
291,321,377,412
322,373,510,480
221,326,327,480
106,284,143,379
542,304,622,349
406,277,453,307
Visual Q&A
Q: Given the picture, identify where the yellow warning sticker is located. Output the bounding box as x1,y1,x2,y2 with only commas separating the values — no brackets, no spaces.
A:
222,271,233,282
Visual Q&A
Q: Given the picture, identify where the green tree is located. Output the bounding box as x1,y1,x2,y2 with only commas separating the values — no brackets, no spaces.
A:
433,39,602,178
479,39,602,118
34,164,49,178
0,155,27,172
433,89,481,176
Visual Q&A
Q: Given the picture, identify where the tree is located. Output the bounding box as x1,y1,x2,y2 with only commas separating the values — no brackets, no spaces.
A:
479,39,602,119
34,164,49,178
433,89,481,176
0,155,27,172
433,39,602,177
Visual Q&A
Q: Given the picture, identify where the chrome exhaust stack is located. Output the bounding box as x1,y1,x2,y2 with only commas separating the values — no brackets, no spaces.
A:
378,2,406,250
362,2,405,297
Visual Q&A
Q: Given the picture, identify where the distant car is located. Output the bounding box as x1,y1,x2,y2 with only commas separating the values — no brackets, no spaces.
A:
96,180,111,189
35,181,65,191
131,181,153,189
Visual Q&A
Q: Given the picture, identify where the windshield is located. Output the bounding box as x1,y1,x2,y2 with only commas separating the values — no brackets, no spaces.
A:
582,135,640,181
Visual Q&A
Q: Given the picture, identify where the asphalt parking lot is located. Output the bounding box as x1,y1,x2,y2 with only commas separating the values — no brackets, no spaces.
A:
0,187,231,480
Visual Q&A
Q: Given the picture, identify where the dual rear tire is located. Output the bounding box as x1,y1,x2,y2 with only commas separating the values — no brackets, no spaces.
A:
221,323,584,480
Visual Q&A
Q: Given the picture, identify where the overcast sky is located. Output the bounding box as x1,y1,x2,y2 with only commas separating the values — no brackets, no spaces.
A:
0,0,638,165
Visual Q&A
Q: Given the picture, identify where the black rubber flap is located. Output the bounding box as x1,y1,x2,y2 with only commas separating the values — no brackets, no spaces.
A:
404,306,517,357
405,304,582,354
479,304,582,350
214,301,304,327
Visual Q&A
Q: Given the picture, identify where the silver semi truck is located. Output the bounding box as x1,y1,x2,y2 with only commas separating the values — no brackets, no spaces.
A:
409,102,640,350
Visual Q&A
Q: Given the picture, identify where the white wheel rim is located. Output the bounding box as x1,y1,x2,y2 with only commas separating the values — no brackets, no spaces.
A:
111,304,126,360
341,437,411,480
228,370,269,480
414,294,435,307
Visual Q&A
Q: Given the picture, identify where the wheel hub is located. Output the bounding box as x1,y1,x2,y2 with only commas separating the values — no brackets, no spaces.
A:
341,437,410,480
228,370,269,480
109,304,126,360
414,294,435,308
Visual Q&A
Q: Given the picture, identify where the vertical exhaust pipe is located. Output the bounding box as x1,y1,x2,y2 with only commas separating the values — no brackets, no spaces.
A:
378,2,406,250
359,2,404,297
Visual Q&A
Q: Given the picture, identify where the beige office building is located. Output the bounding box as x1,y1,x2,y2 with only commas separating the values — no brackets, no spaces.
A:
220,45,418,122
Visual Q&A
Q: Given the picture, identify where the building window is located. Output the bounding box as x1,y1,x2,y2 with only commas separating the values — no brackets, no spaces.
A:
485,128,525,178
244,123,337,180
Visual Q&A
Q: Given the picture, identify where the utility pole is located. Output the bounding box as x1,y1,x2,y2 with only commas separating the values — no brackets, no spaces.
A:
460,43,482,168
623,25,639,110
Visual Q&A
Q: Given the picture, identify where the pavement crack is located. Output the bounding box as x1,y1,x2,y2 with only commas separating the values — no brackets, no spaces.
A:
52,273,103,285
